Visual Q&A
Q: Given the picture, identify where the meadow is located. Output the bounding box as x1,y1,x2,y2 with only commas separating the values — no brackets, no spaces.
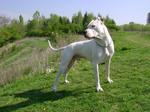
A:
0,32,149,112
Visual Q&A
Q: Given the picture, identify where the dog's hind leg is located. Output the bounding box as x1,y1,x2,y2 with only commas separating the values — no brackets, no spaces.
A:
52,52,73,92
52,65,69,92
51,71,61,92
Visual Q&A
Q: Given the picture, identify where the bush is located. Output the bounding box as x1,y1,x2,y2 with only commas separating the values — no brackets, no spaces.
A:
120,23,150,32
143,24,150,31
104,16,119,31
0,20,25,46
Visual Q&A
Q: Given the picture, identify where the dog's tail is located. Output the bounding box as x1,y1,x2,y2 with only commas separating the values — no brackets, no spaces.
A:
48,40,65,51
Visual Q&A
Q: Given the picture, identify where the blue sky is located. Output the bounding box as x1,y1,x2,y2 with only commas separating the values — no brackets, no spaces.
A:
0,0,149,25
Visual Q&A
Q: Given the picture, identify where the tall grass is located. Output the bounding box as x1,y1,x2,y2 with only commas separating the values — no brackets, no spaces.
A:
0,38,51,85
0,35,84,85
0,47,50,85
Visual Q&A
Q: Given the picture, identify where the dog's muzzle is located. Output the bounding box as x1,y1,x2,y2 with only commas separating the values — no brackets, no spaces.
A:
84,30,93,39
84,30,89,39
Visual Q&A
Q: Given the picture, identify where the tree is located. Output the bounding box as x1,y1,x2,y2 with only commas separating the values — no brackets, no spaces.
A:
72,11,83,24
60,16,70,25
72,11,84,33
26,11,45,36
49,14,61,32
59,16,70,33
83,12,94,29
104,15,119,31
33,11,40,21
19,15,24,25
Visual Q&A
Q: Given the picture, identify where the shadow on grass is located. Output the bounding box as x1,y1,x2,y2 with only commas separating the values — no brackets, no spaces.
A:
0,88,79,112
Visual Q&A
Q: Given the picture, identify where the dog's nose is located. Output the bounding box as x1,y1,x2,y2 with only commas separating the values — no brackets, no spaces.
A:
84,30,89,39
84,30,87,34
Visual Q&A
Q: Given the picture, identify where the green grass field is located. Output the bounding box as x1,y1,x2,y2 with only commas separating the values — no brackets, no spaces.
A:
0,32,149,112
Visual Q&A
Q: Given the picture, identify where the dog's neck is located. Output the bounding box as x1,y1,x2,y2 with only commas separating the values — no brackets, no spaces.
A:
95,25,114,54
94,38,112,47
95,29,113,47
96,25,113,46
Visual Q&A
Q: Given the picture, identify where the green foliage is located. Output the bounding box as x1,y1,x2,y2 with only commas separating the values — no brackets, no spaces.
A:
0,20,25,46
83,12,94,29
26,11,45,37
3,10,150,47
71,11,84,33
143,24,150,31
33,10,40,20
120,22,150,31
26,19,44,37
104,16,119,31
0,11,119,47
19,15,24,25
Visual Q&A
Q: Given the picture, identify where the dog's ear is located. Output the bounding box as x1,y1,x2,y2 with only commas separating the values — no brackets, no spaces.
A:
97,16,104,22
99,16,104,22
100,17,104,22
97,17,101,21
97,16,104,24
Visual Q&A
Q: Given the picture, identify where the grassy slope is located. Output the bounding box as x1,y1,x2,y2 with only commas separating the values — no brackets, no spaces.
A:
0,32,150,112
0,38,49,85
0,38,48,65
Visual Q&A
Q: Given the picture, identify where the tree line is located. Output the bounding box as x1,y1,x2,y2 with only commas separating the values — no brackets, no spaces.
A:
0,11,150,47
120,22,150,32
0,11,119,46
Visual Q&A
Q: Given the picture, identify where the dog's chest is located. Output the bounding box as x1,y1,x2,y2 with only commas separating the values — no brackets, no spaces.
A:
94,48,109,64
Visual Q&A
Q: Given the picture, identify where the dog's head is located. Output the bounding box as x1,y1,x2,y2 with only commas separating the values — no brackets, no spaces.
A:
84,17,105,39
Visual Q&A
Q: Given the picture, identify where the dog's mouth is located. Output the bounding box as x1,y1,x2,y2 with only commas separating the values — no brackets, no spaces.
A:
84,35,90,39
83,30,96,39
84,32,91,39
84,34,96,40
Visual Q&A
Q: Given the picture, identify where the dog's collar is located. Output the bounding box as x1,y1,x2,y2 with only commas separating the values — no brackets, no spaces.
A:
84,35,112,47
94,38,112,47
94,27,112,47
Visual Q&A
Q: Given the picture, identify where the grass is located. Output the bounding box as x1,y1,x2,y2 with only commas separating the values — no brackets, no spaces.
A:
0,38,51,85
0,32,150,112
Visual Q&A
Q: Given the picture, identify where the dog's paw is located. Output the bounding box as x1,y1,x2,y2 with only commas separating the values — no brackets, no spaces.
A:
96,86,104,92
108,78,113,84
64,80,70,84
51,85,57,92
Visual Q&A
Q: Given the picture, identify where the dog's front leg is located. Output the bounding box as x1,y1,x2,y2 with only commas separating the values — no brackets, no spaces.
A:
92,63,103,92
64,73,69,83
105,57,113,83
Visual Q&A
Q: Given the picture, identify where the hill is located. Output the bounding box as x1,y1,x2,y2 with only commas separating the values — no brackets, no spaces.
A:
0,32,150,112
0,37,50,85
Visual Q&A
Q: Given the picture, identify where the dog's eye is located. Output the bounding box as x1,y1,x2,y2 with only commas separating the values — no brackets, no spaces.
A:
91,25,95,28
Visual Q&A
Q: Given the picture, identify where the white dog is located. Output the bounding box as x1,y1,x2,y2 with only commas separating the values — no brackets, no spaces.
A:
48,17,114,92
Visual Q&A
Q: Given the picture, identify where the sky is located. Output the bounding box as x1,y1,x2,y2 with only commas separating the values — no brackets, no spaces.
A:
0,0,150,25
